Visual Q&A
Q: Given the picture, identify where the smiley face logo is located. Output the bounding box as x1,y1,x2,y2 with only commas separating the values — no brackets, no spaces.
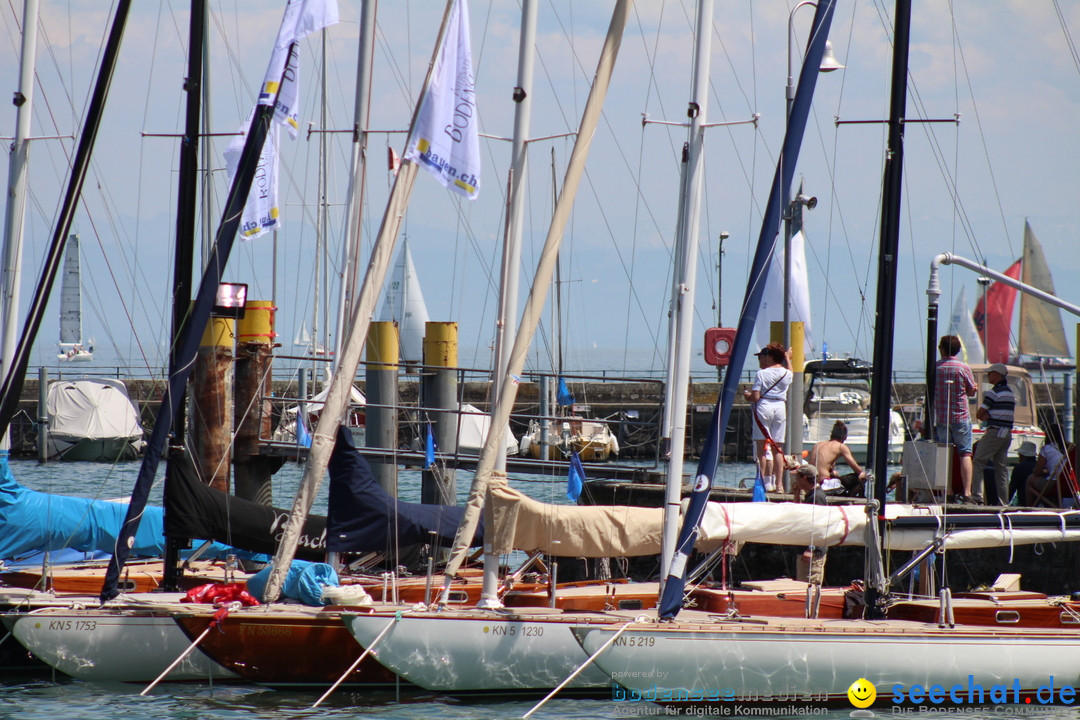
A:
848,678,876,708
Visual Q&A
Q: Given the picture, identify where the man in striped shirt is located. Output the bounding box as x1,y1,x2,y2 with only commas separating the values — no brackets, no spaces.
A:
934,335,978,502
973,363,1015,504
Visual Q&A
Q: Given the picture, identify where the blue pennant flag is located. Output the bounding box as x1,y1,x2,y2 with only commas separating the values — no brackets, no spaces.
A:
751,467,768,502
425,423,436,469
566,451,585,502
296,413,312,449
556,376,574,407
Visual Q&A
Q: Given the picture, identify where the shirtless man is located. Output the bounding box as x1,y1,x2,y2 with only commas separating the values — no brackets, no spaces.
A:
806,420,868,497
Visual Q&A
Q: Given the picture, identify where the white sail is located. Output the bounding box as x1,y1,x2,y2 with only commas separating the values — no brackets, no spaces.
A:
57,233,92,361
377,239,430,363
947,286,984,364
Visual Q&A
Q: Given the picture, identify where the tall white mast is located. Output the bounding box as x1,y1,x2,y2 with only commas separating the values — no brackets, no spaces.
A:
0,0,40,449
334,0,378,367
475,0,539,607
660,0,713,581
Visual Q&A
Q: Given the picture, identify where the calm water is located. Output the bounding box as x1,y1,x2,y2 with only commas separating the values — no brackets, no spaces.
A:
0,458,1024,720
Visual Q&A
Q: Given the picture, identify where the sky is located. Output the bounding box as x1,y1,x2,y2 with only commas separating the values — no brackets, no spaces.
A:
1,0,1078,383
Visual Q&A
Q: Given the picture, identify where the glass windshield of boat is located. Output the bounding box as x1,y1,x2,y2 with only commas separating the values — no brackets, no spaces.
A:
804,379,871,416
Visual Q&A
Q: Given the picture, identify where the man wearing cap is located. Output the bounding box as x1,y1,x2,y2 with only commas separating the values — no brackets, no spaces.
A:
793,463,827,584
972,363,1015,505
933,335,978,503
1007,440,1039,506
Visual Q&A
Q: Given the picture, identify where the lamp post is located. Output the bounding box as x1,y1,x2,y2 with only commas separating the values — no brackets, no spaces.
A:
783,2,844,350
783,2,843,488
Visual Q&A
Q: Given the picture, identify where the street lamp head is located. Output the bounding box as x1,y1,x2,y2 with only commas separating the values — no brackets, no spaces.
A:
719,231,730,241
819,41,845,73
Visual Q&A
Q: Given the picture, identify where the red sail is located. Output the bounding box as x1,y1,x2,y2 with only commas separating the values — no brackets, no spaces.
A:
972,259,1021,363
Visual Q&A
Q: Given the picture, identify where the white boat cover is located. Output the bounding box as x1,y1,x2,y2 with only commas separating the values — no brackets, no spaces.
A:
46,378,142,442
457,403,516,455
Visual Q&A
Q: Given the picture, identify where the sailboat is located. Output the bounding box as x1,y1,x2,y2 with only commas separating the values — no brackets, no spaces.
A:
973,221,1074,370
377,238,429,365
56,232,93,362
576,0,1080,709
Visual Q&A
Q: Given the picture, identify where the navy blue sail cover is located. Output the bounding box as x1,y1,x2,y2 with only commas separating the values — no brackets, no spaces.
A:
326,425,481,553
165,449,328,561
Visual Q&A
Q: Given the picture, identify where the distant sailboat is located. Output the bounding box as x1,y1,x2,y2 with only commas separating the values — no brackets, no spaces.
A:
56,233,93,362
377,238,430,364
1015,221,1073,369
973,258,1020,364
972,222,1073,369
947,286,985,364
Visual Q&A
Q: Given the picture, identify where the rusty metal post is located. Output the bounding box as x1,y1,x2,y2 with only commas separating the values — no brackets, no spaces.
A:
234,300,278,505
191,316,233,491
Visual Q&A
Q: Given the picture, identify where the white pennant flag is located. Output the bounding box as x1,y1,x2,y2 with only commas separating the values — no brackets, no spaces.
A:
259,0,340,139
225,111,281,241
404,0,481,199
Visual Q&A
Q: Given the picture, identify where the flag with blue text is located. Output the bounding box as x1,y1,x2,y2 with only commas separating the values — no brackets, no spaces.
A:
259,0,339,138
404,0,480,199
225,112,280,240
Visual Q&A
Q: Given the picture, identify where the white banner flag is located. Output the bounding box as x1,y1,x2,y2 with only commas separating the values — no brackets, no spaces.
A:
404,0,481,199
225,112,281,241
258,0,339,139
756,229,814,353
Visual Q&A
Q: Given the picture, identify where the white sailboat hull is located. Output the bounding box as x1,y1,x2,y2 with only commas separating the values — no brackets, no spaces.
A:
345,607,633,692
575,615,1080,705
12,605,236,682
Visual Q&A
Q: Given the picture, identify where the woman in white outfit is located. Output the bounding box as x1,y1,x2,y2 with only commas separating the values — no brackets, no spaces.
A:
744,342,792,493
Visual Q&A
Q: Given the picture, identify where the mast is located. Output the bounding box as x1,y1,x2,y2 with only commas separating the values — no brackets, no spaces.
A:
260,0,458,604
0,0,133,440
659,0,713,584
464,0,537,607
864,0,912,617
0,0,40,446
657,0,837,620
161,0,206,592
334,0,378,365
101,3,323,599
441,0,633,600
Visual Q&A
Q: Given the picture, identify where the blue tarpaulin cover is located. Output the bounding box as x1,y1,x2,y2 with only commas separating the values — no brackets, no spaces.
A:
246,559,338,606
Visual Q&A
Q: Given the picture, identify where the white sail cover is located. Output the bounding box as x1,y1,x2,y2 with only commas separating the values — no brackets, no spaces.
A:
46,379,142,442
378,241,430,363
485,489,1080,558
947,286,985,365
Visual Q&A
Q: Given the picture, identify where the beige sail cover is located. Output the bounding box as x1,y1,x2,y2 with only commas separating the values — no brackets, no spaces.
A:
488,478,663,557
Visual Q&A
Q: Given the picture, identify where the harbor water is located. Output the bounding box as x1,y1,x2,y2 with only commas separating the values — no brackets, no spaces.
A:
0,459,1063,720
